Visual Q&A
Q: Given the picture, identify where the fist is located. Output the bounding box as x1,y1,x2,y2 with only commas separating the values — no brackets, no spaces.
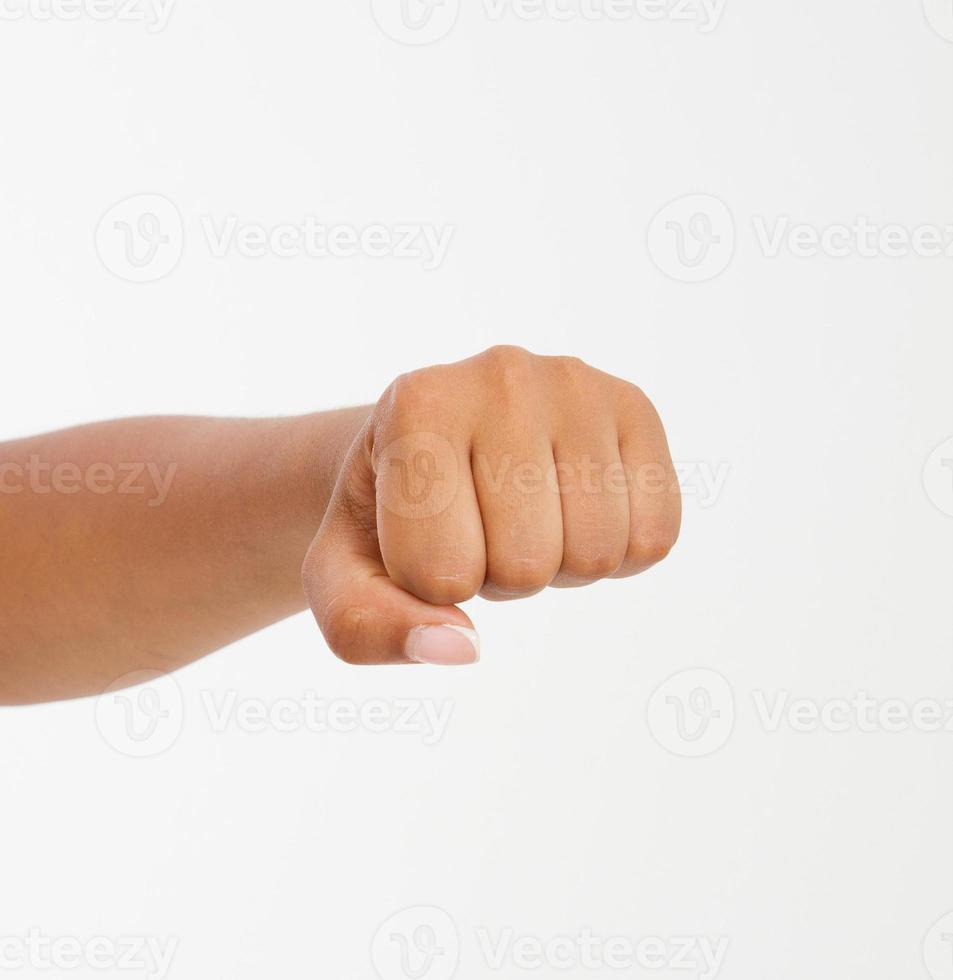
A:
302,347,680,665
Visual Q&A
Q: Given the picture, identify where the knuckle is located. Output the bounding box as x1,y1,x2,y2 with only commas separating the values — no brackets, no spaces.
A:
550,353,587,376
426,573,483,605
547,355,604,405
482,343,532,365
479,345,536,386
618,380,651,414
487,556,558,596
629,523,679,567
560,547,624,582
380,368,443,427
398,563,483,606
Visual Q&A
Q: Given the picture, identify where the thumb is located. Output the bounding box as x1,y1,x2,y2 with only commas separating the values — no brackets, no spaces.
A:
301,433,479,666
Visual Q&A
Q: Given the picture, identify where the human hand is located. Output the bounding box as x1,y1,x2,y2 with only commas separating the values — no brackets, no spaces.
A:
302,346,680,665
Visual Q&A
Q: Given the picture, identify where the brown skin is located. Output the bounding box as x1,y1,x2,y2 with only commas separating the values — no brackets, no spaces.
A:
0,347,680,704
0,408,367,705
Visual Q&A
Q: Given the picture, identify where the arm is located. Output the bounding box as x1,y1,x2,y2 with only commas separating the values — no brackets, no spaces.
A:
1,347,681,705
0,408,368,704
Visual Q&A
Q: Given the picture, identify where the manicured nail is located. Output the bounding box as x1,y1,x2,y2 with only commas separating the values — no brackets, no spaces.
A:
405,625,480,665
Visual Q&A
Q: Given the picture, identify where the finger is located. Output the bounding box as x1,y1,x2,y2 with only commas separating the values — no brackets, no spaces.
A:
612,386,681,578
550,429,630,587
472,433,563,601
302,434,479,666
373,425,486,607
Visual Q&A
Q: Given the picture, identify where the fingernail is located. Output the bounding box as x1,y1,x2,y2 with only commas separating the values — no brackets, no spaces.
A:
405,625,480,665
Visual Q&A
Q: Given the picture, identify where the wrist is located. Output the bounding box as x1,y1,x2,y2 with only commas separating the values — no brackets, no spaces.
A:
294,405,372,520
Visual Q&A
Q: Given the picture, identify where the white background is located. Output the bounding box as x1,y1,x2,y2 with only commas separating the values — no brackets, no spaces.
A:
0,1,951,978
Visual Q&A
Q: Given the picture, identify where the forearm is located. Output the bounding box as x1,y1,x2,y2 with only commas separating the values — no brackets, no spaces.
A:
0,407,370,705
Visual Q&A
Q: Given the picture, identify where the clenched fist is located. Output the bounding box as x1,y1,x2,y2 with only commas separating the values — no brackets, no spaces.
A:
302,347,680,665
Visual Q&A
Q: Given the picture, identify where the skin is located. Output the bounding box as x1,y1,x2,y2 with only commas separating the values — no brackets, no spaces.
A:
0,347,680,705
